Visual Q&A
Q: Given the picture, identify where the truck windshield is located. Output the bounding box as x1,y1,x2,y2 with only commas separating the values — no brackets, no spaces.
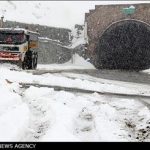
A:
0,32,26,44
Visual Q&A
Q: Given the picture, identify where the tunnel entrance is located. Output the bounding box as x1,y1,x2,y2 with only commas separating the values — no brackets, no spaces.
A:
95,20,150,71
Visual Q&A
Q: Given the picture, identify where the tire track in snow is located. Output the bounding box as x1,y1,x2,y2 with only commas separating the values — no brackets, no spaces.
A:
20,82,150,103
12,84,150,142
19,90,52,141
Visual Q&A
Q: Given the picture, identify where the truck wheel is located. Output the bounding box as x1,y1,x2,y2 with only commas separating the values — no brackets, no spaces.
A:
32,52,38,69
21,51,38,70
28,51,34,69
21,51,32,70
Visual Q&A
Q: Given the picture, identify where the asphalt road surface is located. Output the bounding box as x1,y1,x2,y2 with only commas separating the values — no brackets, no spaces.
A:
31,69,150,85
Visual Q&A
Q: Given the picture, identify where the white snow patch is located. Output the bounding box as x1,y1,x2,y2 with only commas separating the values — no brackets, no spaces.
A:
66,53,95,68
0,104,29,141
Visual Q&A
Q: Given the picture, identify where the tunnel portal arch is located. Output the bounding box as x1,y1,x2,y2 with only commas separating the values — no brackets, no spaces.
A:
94,19,150,70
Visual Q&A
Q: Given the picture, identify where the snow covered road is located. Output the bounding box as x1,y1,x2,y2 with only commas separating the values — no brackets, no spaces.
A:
1,59,150,142
1,80,150,142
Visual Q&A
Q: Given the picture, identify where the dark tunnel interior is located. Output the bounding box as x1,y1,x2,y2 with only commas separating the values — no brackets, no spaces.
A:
95,20,150,71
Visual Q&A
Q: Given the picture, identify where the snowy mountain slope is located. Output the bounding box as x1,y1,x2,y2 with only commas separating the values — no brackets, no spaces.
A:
0,1,149,29
0,1,81,29
0,1,51,27
68,25,86,49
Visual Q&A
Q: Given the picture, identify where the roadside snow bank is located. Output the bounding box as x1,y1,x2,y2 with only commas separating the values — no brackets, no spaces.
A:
0,79,29,141
66,53,94,68
1,67,150,97
22,87,150,142
0,104,29,141
20,86,55,141
0,80,22,115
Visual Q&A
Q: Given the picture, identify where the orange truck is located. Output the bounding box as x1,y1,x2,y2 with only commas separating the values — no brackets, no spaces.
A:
0,28,39,69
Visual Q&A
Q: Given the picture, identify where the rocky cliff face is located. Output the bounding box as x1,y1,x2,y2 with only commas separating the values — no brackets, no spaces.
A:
71,24,86,58
38,40,72,64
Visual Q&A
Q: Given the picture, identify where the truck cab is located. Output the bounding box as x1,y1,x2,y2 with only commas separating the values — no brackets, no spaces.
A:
0,28,39,69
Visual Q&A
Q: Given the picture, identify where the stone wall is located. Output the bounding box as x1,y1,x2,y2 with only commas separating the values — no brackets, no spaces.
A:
85,3,150,56
85,3,150,70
